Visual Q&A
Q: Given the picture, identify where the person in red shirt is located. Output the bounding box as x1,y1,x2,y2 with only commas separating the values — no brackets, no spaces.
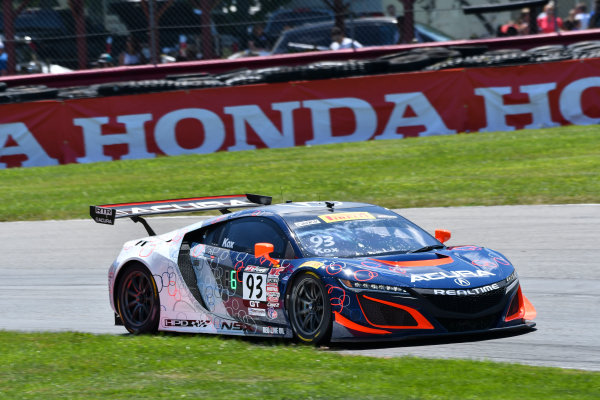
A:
537,2,564,33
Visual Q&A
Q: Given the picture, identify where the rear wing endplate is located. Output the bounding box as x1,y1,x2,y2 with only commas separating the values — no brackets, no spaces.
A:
90,194,271,235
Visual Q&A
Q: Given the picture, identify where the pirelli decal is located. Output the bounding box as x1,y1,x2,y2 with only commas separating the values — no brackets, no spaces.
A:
319,212,375,223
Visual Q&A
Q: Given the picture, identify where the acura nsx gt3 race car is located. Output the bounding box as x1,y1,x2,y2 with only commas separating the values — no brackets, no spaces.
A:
91,194,536,343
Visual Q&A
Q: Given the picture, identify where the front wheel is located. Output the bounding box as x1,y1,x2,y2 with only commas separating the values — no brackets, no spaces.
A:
117,264,160,334
288,272,332,344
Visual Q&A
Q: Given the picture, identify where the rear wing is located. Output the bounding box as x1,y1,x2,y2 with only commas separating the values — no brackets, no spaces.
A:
90,194,271,235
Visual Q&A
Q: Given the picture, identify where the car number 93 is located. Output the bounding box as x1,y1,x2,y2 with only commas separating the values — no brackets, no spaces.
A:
243,272,267,301
310,235,338,255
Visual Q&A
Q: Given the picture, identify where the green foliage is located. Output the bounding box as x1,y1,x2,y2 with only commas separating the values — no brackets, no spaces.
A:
0,126,599,222
0,332,598,399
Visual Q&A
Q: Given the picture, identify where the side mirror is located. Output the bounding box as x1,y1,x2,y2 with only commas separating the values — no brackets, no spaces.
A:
254,242,280,266
435,229,451,244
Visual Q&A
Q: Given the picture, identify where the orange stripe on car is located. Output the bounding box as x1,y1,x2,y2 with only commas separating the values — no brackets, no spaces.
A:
334,311,391,334
372,257,454,268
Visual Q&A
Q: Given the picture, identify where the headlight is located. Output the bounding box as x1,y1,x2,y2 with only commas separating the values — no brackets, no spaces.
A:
339,279,410,295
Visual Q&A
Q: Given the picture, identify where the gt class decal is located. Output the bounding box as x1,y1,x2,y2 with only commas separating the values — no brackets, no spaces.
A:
410,270,495,282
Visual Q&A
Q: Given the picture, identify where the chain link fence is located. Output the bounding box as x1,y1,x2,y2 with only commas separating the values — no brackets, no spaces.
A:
0,0,595,76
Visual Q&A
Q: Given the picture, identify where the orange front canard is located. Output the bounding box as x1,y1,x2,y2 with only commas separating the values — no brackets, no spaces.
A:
372,257,454,268
334,311,391,335
505,286,537,322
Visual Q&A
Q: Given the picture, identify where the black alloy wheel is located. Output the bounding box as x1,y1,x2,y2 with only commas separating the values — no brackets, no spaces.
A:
117,264,160,334
288,272,332,344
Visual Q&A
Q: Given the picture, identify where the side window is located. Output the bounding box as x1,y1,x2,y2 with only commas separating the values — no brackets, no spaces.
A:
203,223,226,247
220,217,287,258
356,25,387,46
295,27,330,47
186,222,226,247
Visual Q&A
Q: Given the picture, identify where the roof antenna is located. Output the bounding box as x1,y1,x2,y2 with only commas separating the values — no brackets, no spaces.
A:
325,201,335,211
280,186,283,204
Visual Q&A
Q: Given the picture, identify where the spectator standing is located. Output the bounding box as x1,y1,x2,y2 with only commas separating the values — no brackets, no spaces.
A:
498,21,519,36
247,23,270,53
574,2,591,29
0,41,7,75
517,8,531,35
563,8,581,30
97,53,115,68
119,36,144,66
589,0,600,28
330,27,362,50
386,4,397,17
537,2,563,33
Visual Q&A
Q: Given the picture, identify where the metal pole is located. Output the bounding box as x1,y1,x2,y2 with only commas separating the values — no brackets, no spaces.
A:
149,0,158,65
402,0,415,43
103,0,107,31
349,2,356,50
74,0,87,70
2,0,16,75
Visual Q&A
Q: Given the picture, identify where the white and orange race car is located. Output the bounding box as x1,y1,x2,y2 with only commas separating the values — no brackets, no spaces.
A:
91,194,536,343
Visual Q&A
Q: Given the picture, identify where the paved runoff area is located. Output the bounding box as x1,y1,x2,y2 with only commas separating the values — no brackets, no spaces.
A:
0,204,598,371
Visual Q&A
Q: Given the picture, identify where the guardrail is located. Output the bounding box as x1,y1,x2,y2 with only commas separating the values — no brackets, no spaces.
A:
1,28,599,89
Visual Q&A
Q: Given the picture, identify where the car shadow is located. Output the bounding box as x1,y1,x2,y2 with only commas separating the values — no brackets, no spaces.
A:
141,325,536,351
326,326,537,351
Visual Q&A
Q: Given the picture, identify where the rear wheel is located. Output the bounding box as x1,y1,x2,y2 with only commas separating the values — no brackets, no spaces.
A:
288,272,332,344
117,264,160,334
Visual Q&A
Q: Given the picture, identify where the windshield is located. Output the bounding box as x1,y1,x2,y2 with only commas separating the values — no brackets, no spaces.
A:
283,206,440,258
415,23,454,42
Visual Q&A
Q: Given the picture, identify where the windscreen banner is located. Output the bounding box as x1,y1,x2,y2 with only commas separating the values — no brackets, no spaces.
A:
1,58,599,168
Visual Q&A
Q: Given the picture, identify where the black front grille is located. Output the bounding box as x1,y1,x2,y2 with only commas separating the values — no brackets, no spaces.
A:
437,312,501,333
359,295,418,327
420,288,506,314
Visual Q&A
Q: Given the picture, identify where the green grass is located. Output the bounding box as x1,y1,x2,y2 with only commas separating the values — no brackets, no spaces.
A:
1,332,598,399
2,126,600,397
0,125,599,221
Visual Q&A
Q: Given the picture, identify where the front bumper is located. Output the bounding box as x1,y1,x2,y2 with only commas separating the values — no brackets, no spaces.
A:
329,279,535,341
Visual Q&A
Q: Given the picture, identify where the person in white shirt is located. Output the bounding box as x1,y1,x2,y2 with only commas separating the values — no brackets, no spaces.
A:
330,27,362,50
574,2,591,29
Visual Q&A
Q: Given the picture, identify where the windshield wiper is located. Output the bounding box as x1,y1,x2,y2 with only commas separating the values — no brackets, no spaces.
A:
407,244,446,254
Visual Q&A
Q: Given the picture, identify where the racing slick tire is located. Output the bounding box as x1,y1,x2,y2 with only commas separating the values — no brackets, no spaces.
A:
116,263,160,334
288,271,332,344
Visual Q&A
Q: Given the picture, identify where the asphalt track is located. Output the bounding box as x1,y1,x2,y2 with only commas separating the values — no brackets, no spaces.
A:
1,204,598,371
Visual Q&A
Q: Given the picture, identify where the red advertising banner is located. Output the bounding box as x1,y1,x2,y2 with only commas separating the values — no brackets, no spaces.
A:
1,58,599,169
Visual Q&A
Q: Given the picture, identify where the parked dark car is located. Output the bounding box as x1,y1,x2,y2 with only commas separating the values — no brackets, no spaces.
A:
0,7,107,69
12,36,72,74
271,17,453,55
263,8,334,43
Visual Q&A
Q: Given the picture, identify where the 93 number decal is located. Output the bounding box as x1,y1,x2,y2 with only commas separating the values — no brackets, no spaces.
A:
243,273,266,301
310,235,338,255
